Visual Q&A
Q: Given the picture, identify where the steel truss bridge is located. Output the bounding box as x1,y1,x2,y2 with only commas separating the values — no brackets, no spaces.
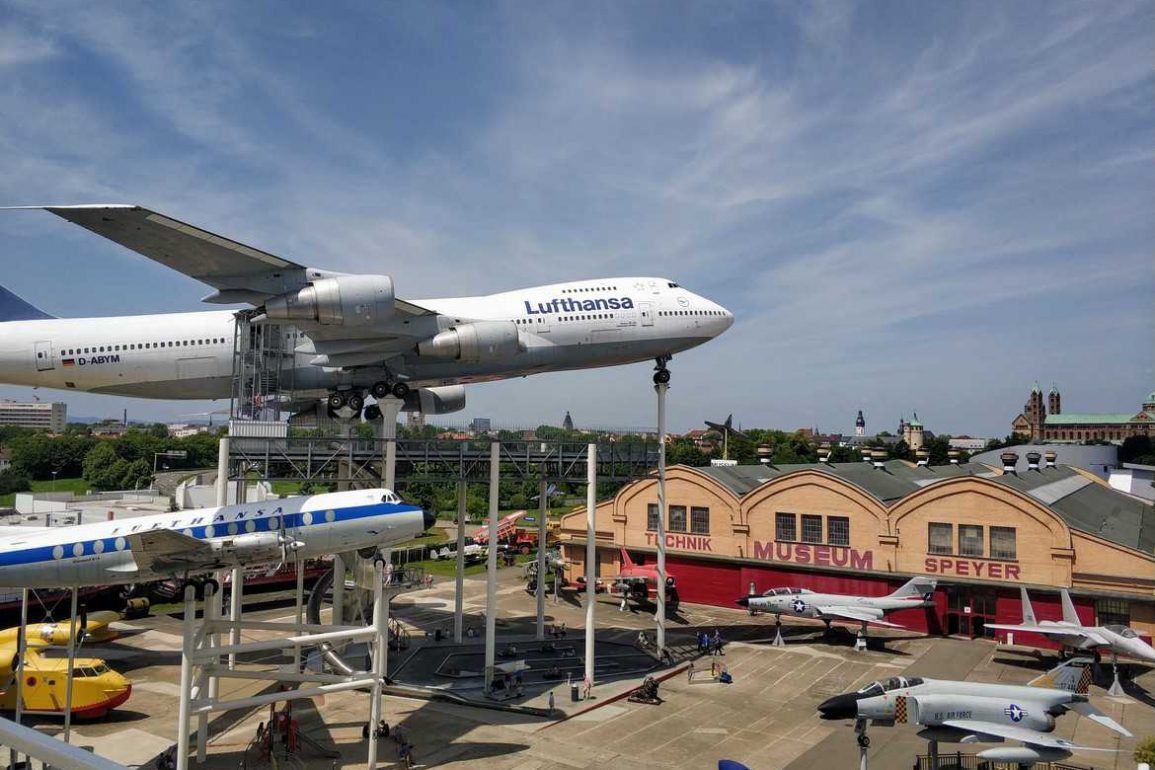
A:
227,435,660,485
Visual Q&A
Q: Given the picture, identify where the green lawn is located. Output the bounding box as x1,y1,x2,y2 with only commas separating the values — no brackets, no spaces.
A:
0,476,90,507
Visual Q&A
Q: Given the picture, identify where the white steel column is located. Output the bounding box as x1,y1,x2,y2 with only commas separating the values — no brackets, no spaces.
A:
62,587,78,742
176,585,196,770
483,442,499,692
584,443,597,686
380,396,402,491
215,437,229,507
331,553,345,627
655,381,668,654
228,568,243,669
197,582,219,762
454,480,466,643
535,477,547,640
293,556,305,669
367,559,387,770
11,587,29,770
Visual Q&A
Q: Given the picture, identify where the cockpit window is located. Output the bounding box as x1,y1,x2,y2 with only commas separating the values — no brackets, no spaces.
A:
1106,625,1136,638
857,682,884,696
667,282,679,288
882,677,903,691
905,677,923,687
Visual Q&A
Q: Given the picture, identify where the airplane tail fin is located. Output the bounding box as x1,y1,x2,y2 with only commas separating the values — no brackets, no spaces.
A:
1029,656,1093,694
889,576,936,601
1060,589,1081,625
1018,586,1038,625
620,547,636,571
0,285,54,321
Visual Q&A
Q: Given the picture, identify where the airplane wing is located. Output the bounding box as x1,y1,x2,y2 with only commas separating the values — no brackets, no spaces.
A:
815,606,904,628
987,623,1108,646
126,528,217,574
1067,700,1133,737
2,205,436,317
941,719,1117,752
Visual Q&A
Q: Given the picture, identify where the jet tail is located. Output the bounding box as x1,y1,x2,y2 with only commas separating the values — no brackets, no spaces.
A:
1018,586,1038,625
1029,656,1093,694
889,576,936,601
619,547,636,571
1060,589,1081,625
0,285,54,321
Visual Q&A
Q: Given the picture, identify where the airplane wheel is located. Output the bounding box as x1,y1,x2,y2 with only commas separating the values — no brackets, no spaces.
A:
653,369,671,385
347,393,365,413
370,381,391,400
364,404,382,421
328,392,347,410
391,382,410,399
358,546,379,559
520,545,531,555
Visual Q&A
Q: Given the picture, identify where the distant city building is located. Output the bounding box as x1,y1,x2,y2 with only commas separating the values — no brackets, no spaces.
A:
1013,384,1155,442
855,410,866,437
0,448,10,472
166,423,211,438
902,412,925,451
470,417,492,434
562,411,574,431
0,401,66,432
948,436,989,452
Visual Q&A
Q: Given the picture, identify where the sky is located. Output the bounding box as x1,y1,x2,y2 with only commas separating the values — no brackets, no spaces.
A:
0,1,1151,436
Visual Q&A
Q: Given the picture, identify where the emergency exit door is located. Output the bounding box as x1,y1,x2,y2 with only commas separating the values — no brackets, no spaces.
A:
34,340,54,371
639,302,654,327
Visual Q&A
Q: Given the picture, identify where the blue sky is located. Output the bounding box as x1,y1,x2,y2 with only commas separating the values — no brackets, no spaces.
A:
0,1,1151,435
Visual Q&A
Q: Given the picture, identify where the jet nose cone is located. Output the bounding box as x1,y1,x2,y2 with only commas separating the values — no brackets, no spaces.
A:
423,508,437,531
735,596,750,607
817,693,860,720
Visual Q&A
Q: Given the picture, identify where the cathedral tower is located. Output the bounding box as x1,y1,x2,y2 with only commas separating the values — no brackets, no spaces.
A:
855,410,866,437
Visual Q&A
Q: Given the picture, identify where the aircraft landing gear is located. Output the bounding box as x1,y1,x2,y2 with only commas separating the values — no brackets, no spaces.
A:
371,380,410,400
653,355,672,385
327,391,348,410
854,621,868,652
854,717,870,770
772,615,786,647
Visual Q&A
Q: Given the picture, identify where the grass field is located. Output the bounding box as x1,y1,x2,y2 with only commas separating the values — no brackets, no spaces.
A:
0,476,90,507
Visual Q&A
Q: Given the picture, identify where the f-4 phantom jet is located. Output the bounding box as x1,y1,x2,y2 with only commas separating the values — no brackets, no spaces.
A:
818,657,1131,765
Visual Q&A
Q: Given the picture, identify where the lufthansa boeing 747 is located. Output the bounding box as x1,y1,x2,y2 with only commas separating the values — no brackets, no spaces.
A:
0,205,733,417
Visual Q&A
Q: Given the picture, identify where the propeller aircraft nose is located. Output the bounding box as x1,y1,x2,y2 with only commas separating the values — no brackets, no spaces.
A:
423,507,438,531
735,596,750,607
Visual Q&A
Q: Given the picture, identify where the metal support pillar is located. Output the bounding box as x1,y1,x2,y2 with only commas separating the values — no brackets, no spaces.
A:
62,586,78,742
584,443,597,688
379,396,403,491
535,477,547,640
454,480,466,643
228,567,243,669
197,581,219,762
772,620,785,647
176,585,196,770
293,556,305,669
927,739,938,770
11,587,29,770
484,442,499,692
854,718,869,770
655,381,668,654
1108,651,1125,696
367,559,387,770
331,553,345,627
215,437,229,507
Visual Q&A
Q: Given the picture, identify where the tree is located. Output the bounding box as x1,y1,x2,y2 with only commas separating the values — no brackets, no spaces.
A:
148,423,170,439
1133,735,1155,766
84,442,128,490
1120,436,1155,465
0,469,31,496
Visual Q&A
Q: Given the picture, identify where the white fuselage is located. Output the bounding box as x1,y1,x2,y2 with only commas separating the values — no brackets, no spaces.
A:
746,590,929,621
0,489,425,588
0,277,732,400
1025,621,1155,662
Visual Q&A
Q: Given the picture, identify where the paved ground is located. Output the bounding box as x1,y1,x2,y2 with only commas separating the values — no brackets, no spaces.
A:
16,562,1155,770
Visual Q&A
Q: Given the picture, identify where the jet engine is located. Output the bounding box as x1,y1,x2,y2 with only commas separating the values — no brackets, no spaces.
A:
417,321,525,362
209,532,296,565
264,275,395,327
401,385,466,415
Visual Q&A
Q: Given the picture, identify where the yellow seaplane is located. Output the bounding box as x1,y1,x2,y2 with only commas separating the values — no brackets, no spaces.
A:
0,610,132,718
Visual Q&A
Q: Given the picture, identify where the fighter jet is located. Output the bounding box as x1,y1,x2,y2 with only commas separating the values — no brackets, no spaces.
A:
614,548,679,614
735,576,935,632
703,414,745,460
817,657,1131,765
987,587,1155,663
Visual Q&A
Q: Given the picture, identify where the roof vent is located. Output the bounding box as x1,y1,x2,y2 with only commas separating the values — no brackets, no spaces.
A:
1044,450,1056,469
1025,451,1042,471
947,449,961,465
818,443,832,464
915,448,930,467
1000,451,1018,474
871,449,887,469
756,443,773,466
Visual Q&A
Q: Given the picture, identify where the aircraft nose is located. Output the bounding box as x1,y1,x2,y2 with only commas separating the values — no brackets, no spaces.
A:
423,508,437,531
735,596,750,607
817,693,860,720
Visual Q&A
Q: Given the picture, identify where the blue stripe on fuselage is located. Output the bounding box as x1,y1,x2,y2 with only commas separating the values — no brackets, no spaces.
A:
0,502,420,568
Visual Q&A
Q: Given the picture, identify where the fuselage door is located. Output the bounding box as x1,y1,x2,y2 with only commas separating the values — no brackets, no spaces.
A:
639,302,654,327
34,340,54,371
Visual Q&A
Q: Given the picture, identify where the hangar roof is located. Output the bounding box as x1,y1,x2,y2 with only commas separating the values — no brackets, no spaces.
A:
694,460,1155,555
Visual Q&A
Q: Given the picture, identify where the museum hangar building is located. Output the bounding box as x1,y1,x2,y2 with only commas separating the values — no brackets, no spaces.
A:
559,452,1155,643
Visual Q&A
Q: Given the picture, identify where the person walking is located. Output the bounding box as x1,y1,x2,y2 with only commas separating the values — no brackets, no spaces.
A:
687,661,695,683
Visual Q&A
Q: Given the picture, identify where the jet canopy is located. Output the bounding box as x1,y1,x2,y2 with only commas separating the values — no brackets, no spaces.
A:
857,676,924,696
760,587,815,597
1104,625,1137,638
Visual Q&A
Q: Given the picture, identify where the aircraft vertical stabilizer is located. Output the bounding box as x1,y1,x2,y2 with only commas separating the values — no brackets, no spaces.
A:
1018,586,1038,625
1028,657,1092,694
1059,589,1081,625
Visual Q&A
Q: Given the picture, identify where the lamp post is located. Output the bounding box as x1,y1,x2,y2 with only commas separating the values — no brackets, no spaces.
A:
51,470,58,493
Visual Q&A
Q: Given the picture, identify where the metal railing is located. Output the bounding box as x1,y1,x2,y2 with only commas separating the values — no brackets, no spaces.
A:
914,754,1092,770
